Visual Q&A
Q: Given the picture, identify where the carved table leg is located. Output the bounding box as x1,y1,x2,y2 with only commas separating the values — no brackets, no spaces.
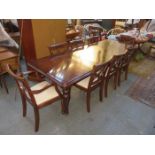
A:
55,84,71,114
61,87,71,114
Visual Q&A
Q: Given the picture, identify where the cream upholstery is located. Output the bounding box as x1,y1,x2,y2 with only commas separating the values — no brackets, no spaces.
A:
30,81,59,105
76,77,90,89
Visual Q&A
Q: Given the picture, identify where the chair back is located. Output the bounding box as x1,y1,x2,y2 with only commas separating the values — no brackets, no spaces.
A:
123,50,134,65
107,28,125,36
48,42,69,56
6,64,37,106
106,53,126,77
87,36,99,46
69,39,84,51
88,61,111,89
89,26,103,37
114,53,126,68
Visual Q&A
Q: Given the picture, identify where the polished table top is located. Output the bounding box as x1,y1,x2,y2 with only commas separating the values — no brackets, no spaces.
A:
28,40,126,88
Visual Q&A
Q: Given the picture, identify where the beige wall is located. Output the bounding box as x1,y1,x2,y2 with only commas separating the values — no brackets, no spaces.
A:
32,19,67,59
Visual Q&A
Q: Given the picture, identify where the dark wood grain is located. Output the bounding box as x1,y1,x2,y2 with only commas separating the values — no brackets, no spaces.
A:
28,40,126,88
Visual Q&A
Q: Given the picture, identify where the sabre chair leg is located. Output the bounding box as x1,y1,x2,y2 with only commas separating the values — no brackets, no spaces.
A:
125,66,128,80
117,70,121,87
21,95,27,117
99,84,103,102
113,73,118,90
86,92,91,113
104,78,109,98
34,107,40,132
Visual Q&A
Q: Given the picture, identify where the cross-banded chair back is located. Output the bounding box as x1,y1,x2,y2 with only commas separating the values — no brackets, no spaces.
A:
88,61,111,90
48,42,69,56
122,50,134,66
106,53,126,77
69,39,85,52
87,36,99,46
6,64,37,106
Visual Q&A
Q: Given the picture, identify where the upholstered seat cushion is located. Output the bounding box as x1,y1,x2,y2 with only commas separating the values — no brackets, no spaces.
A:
76,77,90,89
30,81,59,105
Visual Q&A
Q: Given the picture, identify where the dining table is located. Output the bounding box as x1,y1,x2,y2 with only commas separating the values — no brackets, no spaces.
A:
28,40,127,114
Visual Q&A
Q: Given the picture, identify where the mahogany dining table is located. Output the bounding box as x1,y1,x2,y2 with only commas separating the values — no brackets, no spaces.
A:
28,40,127,114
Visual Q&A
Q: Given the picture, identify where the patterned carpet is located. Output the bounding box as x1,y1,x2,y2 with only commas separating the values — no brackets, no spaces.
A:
126,70,155,108
128,58,155,78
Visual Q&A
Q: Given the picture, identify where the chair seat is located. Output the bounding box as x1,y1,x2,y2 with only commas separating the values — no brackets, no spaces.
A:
76,77,90,89
30,81,59,105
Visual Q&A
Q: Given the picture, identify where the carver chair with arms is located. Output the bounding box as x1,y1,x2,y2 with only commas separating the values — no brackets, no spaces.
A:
6,64,62,132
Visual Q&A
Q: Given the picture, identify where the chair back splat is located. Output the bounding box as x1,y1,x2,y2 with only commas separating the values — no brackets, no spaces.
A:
48,42,69,56
6,64,37,106
88,61,111,90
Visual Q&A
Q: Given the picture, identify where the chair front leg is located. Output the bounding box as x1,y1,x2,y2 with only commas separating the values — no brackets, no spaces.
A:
21,94,27,117
117,69,121,87
99,83,104,102
34,107,40,132
104,78,109,98
86,92,91,113
124,65,129,80
113,73,118,90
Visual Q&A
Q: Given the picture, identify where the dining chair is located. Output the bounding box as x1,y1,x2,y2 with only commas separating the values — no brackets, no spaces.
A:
87,36,99,46
69,39,85,52
117,50,134,86
48,42,69,57
6,64,62,132
74,61,110,112
88,26,104,41
104,54,125,98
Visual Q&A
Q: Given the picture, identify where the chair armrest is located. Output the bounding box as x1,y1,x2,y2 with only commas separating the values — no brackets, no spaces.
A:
22,70,35,76
32,84,54,94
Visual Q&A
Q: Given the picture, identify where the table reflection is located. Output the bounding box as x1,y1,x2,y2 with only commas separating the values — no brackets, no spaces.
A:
29,40,126,86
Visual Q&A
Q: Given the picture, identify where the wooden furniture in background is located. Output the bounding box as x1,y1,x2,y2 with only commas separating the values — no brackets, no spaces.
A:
69,39,85,52
18,19,67,81
0,50,19,93
66,30,80,42
87,36,99,46
28,40,126,114
6,64,62,132
18,19,67,61
0,50,19,71
88,26,103,40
